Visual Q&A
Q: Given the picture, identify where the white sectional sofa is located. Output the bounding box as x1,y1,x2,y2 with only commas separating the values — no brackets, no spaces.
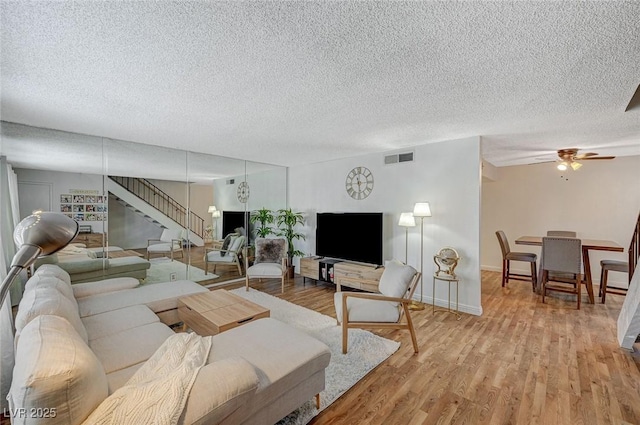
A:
8,265,331,425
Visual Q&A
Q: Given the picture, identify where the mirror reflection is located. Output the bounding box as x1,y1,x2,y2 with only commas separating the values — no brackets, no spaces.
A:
0,121,287,290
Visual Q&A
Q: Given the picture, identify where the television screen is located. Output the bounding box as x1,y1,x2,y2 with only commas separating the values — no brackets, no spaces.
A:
222,211,250,239
316,212,383,265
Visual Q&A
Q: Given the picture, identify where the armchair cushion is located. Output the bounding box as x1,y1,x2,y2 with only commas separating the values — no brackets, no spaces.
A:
334,292,400,323
379,260,417,298
254,238,285,264
147,242,181,253
247,262,283,277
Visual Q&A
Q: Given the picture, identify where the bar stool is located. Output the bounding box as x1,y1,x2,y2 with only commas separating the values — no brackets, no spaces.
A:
495,230,537,292
599,260,629,303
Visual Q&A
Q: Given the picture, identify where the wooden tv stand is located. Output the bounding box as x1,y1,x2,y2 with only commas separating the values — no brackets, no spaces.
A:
299,257,384,293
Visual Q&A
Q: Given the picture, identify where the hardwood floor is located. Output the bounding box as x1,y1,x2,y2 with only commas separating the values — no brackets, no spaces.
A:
217,270,640,425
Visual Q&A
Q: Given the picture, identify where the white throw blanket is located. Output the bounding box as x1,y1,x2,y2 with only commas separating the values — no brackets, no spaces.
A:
83,333,212,425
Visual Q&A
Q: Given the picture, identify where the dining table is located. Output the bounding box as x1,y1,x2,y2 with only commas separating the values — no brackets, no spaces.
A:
515,236,624,304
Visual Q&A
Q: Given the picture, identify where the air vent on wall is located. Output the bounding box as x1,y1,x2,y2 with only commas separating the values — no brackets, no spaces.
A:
384,151,414,165
226,178,235,185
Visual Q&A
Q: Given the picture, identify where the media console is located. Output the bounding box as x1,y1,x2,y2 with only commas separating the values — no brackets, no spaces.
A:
299,256,384,293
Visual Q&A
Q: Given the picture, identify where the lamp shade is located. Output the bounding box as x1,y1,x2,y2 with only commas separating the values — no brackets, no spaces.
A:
208,206,217,213
212,210,221,218
413,202,432,217
398,212,416,227
2,212,78,307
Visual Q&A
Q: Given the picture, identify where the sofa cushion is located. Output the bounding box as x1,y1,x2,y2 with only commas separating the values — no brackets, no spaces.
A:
106,363,145,394
72,277,140,299
379,259,417,298
15,287,88,343
24,274,76,307
178,358,259,425
33,264,71,284
81,305,160,341
77,280,208,317
89,322,175,374
8,315,108,425
206,318,331,421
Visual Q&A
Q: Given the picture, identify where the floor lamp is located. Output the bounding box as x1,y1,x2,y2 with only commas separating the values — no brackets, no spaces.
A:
208,206,221,240
398,212,416,264
410,202,432,310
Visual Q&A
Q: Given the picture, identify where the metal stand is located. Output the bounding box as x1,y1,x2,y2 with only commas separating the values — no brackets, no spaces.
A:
432,273,461,320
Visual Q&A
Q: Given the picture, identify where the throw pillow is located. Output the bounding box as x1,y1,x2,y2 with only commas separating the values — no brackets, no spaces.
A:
255,238,286,264
379,259,417,298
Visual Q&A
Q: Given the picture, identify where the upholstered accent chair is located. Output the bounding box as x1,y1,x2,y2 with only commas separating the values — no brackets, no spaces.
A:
541,236,583,309
334,260,420,354
245,238,287,293
146,228,184,261
496,230,537,292
204,234,245,276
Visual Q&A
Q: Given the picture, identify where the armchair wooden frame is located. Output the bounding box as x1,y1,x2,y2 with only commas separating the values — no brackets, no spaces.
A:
244,248,288,293
146,237,184,261
204,246,244,276
338,272,421,354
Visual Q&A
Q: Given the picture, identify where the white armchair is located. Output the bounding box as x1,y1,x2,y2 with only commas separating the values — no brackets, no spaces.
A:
204,235,245,276
334,260,420,354
146,228,184,261
245,238,287,293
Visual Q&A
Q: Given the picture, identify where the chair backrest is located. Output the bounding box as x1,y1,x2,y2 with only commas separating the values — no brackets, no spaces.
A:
228,235,245,254
542,237,581,274
495,231,511,258
546,230,577,237
254,238,287,264
160,228,182,243
379,260,419,299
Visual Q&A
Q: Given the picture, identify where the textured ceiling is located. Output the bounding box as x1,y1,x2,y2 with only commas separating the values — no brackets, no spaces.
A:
1,1,639,170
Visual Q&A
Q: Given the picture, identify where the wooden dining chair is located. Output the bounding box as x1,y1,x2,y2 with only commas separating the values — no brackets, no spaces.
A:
541,237,582,309
495,231,537,292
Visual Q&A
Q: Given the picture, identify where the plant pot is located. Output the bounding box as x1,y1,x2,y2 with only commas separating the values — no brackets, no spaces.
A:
287,265,295,279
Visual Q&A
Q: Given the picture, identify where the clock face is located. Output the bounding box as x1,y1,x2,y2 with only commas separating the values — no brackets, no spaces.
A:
237,181,250,203
345,166,374,200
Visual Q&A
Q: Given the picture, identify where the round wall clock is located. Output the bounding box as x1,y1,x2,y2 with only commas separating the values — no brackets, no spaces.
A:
237,181,250,203
345,166,374,200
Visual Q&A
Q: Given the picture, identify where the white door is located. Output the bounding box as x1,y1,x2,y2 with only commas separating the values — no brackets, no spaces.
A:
18,181,52,219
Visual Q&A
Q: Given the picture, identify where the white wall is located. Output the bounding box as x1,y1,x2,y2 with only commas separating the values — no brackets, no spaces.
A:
15,168,107,233
289,137,483,315
481,155,640,286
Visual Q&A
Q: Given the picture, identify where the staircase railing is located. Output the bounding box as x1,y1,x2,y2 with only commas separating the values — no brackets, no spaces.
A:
630,211,640,284
109,176,205,238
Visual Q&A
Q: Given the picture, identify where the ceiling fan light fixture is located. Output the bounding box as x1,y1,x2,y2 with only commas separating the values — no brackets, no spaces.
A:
557,162,568,171
570,161,582,171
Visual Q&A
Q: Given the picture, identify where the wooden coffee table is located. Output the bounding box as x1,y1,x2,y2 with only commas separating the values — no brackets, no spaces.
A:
178,289,270,336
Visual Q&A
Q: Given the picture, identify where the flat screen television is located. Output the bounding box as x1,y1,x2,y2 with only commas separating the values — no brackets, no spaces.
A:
222,211,250,239
315,212,383,265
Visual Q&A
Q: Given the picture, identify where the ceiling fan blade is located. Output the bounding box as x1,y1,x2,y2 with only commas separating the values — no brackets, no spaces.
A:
570,161,582,171
579,156,616,160
574,152,598,159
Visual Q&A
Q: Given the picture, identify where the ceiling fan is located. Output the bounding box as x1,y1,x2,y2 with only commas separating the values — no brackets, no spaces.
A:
552,148,615,171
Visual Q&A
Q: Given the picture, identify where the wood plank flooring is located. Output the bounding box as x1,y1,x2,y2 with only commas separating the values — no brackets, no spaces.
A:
218,270,640,425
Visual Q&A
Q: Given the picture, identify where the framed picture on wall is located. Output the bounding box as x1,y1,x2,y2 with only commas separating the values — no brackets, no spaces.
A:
73,195,85,203
60,204,71,212
60,194,72,203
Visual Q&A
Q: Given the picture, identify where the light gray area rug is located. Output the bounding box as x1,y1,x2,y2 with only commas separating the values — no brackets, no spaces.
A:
229,288,400,425
143,257,216,284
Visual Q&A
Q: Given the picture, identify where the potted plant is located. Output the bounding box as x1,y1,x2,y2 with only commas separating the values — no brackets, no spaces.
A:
276,208,305,278
250,208,275,238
